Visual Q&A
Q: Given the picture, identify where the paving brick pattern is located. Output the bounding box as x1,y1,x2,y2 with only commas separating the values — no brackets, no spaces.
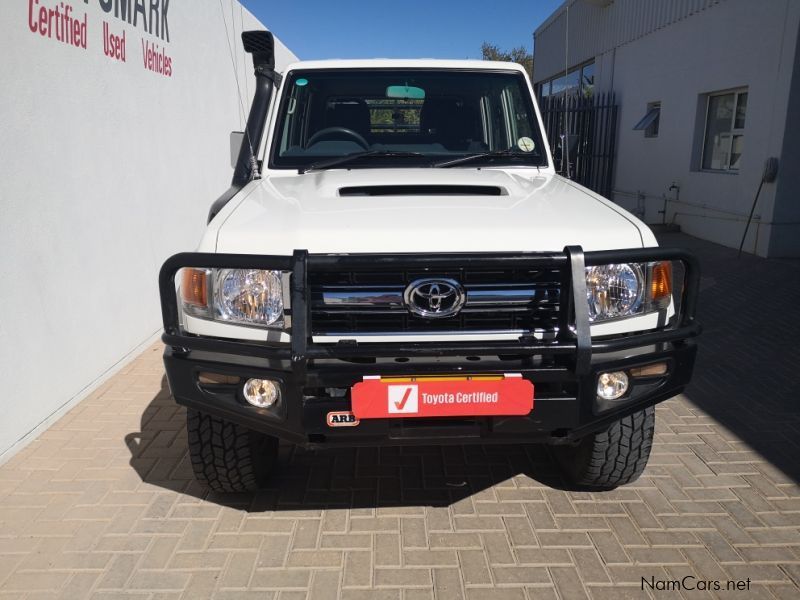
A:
1,233,799,599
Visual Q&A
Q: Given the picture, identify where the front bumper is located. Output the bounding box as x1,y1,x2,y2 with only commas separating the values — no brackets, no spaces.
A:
159,246,700,448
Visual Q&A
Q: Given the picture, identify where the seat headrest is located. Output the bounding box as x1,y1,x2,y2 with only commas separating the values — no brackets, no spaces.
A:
420,97,480,147
324,99,371,138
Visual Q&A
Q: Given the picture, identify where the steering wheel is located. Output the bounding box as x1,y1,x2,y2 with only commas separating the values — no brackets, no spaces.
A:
307,127,369,150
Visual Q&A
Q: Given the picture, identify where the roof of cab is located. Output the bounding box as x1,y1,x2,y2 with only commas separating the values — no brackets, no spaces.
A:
282,59,528,73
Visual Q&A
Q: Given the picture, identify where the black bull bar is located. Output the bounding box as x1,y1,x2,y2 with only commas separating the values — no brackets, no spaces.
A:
158,246,701,377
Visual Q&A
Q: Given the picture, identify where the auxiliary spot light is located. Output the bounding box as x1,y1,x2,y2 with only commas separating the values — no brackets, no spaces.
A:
596,371,629,401
243,379,280,408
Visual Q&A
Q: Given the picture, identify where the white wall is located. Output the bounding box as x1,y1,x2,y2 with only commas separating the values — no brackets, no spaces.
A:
534,0,800,257
769,23,800,257
534,0,724,83
607,0,799,256
0,0,297,460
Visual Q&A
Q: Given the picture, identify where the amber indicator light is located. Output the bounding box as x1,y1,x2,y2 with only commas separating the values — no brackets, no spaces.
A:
651,262,672,301
181,268,208,307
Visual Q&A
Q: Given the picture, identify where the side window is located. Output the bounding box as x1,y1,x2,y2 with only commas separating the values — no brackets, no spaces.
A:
501,82,537,151
506,83,535,139
279,82,310,152
483,94,507,150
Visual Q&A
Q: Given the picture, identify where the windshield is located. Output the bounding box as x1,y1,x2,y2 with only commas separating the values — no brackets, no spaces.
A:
269,69,548,170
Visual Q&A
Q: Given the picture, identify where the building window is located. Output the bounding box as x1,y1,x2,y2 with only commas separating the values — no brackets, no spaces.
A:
702,88,747,171
539,60,595,99
539,81,552,98
633,102,660,137
580,62,594,97
550,69,580,97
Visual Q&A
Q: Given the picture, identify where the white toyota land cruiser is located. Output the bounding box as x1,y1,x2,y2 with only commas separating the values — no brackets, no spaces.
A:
159,32,700,492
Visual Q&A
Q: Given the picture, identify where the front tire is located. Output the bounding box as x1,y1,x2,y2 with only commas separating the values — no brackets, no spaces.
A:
553,407,655,490
186,409,278,492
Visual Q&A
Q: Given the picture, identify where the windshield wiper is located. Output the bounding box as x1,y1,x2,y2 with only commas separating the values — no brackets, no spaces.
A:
299,150,425,174
432,148,531,168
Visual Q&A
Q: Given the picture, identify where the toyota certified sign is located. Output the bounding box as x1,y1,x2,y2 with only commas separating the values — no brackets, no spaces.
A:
351,375,534,419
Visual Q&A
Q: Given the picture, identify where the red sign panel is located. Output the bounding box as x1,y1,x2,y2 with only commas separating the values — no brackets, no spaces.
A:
351,375,534,419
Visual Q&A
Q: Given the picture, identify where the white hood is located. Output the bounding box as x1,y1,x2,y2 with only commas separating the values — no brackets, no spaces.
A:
213,169,651,254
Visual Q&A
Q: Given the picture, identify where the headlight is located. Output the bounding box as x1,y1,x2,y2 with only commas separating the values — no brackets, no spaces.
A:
215,269,283,326
585,262,671,322
180,268,285,328
585,263,644,322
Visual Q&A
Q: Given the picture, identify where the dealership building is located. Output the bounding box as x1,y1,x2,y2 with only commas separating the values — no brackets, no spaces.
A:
533,0,800,257
0,1,296,460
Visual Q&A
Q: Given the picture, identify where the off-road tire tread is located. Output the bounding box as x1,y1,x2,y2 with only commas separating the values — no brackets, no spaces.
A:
186,409,277,492
555,407,655,490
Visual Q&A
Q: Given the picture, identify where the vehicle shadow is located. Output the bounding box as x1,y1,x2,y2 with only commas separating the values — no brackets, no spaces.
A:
658,232,800,484
125,375,572,511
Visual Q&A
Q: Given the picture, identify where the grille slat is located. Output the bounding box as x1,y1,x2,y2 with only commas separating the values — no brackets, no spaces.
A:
308,267,561,335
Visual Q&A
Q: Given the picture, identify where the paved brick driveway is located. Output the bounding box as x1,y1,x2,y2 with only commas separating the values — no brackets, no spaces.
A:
1,233,799,599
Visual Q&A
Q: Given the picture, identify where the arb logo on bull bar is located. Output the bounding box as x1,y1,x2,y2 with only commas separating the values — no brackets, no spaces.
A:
326,411,360,427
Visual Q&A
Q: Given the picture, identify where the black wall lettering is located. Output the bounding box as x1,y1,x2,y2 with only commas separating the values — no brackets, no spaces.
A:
148,0,159,36
133,0,147,30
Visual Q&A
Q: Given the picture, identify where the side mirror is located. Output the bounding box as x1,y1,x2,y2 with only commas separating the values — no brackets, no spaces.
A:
230,131,245,169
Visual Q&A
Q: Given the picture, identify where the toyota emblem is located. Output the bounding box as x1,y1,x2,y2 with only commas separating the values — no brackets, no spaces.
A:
403,278,466,318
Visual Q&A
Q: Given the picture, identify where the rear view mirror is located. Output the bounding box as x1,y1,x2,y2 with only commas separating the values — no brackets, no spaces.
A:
230,131,245,169
386,85,425,100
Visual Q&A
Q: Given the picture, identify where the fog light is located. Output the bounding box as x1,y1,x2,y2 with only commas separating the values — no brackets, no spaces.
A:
243,378,280,408
597,371,629,401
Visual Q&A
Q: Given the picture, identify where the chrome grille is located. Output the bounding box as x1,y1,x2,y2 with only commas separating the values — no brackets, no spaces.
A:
308,267,561,335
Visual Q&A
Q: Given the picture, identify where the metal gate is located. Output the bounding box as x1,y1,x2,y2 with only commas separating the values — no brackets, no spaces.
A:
539,93,618,199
